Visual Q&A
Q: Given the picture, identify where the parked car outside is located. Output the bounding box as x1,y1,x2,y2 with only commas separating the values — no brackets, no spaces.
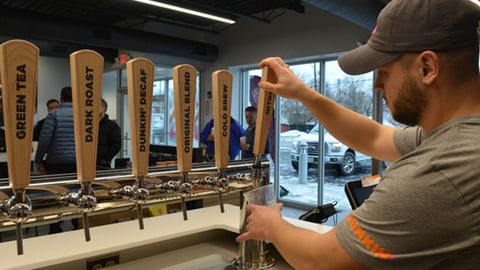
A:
290,123,370,176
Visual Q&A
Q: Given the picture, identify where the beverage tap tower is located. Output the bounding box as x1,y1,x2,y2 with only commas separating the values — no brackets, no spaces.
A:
0,39,39,255
172,64,197,220
237,66,277,269
60,49,103,242
211,70,234,213
126,58,154,229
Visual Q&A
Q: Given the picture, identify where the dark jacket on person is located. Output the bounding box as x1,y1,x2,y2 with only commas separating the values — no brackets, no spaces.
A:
241,124,270,159
97,114,122,169
34,102,76,167
33,118,46,141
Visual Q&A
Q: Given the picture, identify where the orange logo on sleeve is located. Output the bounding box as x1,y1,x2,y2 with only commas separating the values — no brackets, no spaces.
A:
346,212,395,260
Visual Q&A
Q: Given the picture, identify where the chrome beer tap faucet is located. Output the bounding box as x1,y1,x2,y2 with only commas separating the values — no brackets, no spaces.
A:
2,189,32,255
0,39,39,254
179,172,190,220
154,175,193,220
172,64,198,221
68,49,104,241
192,174,229,213
58,183,96,240
124,57,155,229
215,169,230,213
108,178,149,229
210,69,234,214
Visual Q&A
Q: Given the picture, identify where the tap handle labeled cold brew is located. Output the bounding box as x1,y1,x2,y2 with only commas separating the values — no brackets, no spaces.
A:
127,58,154,178
0,40,38,189
0,39,38,255
172,64,197,175
253,66,276,157
70,50,103,183
212,70,233,171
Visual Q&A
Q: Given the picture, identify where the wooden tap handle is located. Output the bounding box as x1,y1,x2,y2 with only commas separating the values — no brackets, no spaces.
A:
172,64,197,173
253,66,276,156
212,70,233,169
126,58,154,178
70,49,104,184
0,39,39,189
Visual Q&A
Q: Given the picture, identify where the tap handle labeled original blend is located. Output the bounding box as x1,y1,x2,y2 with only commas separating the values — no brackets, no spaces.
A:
0,39,39,255
172,64,197,175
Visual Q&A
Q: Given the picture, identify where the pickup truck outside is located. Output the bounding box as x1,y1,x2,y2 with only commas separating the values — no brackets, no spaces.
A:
290,123,370,176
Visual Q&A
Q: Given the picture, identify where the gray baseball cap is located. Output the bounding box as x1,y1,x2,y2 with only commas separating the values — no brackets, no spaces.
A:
338,0,480,75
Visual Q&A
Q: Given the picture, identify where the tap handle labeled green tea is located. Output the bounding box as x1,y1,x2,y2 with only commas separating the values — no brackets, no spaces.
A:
0,40,38,189
0,39,39,255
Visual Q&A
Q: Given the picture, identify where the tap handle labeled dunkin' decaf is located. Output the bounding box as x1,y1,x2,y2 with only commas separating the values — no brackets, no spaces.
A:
252,66,277,186
173,64,197,220
126,57,154,229
0,39,39,255
212,70,233,213
70,49,103,241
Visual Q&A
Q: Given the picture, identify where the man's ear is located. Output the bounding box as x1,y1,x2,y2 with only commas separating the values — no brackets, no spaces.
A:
418,51,439,85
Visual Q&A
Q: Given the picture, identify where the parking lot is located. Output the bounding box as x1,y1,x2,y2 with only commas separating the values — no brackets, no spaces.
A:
273,130,373,211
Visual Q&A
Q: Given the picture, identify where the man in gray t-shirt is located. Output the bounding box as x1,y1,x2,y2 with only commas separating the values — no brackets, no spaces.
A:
235,0,480,269
336,121,480,269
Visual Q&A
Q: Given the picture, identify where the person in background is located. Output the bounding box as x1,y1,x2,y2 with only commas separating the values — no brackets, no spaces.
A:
241,106,270,159
200,116,245,161
35,86,76,174
33,99,59,141
97,98,122,170
236,0,480,269
34,86,76,233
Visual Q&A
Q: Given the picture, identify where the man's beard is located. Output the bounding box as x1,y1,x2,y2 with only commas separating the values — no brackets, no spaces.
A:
390,73,427,126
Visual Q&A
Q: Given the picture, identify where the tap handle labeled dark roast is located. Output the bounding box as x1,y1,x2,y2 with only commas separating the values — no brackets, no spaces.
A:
70,49,103,184
70,49,104,242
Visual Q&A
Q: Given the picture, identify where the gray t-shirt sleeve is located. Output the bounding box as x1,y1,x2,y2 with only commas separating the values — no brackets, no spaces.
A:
393,126,424,155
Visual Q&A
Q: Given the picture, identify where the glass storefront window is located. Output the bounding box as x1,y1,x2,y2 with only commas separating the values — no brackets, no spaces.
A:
242,58,375,211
